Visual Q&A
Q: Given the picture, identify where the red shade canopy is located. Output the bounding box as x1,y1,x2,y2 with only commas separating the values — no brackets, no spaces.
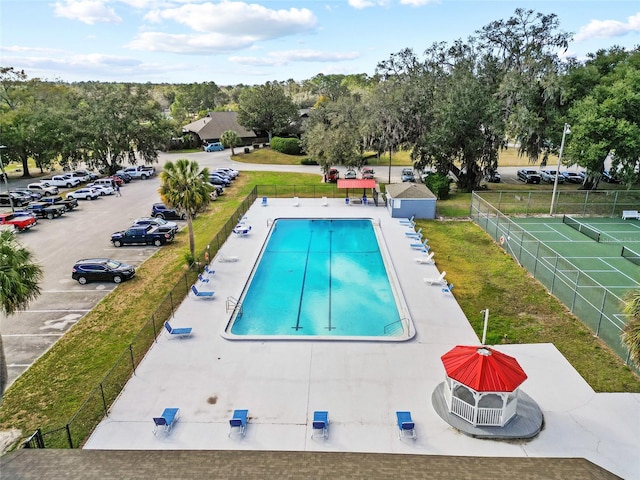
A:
337,179,376,189
441,345,528,392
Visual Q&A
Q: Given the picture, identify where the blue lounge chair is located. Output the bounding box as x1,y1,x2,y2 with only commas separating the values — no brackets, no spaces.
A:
164,321,192,338
311,411,329,439
399,215,415,225
229,409,249,437
410,239,429,250
153,407,179,435
204,265,216,276
261,197,268,206
396,411,416,439
197,273,210,283
405,227,422,237
442,283,454,294
191,285,215,298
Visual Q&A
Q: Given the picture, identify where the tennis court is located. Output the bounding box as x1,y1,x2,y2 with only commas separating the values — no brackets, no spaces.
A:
472,197,640,364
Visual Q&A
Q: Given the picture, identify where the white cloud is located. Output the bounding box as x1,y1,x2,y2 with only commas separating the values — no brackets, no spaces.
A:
399,0,437,5
53,0,122,24
143,1,316,36
127,31,257,53
134,1,317,54
348,0,389,9
229,49,360,66
574,12,640,42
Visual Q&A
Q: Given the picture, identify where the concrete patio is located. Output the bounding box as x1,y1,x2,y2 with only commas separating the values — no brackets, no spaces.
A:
83,197,640,480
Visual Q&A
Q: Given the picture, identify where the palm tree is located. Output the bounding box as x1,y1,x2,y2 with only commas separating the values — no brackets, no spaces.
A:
159,159,212,262
622,290,640,367
220,130,241,156
0,229,43,402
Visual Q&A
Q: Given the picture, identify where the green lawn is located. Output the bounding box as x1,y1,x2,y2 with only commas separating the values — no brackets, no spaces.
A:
1,168,638,451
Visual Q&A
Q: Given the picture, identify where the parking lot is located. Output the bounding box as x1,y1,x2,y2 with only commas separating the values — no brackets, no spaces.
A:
0,172,177,387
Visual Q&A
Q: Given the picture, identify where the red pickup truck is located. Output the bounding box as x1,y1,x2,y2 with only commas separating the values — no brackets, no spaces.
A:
0,212,37,231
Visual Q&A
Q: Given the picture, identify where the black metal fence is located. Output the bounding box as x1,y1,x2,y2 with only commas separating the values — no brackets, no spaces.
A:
25,188,259,449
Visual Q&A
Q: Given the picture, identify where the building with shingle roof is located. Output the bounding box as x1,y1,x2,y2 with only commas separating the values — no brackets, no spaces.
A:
182,112,257,147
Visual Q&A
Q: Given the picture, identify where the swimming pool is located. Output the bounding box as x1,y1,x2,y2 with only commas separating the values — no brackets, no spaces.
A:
224,218,413,340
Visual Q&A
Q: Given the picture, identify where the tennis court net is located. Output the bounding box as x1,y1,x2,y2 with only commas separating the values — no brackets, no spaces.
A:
562,215,601,242
621,246,640,266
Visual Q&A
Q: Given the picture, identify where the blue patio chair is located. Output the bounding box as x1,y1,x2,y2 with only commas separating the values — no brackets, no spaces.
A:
191,285,215,298
399,215,415,225
232,225,252,236
153,407,179,435
410,239,429,251
396,411,416,440
197,273,210,283
311,411,329,439
204,265,215,276
261,197,268,206
164,321,192,338
405,227,422,239
229,409,249,437
442,283,454,294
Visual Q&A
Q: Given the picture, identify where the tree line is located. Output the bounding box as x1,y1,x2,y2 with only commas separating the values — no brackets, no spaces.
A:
1,8,640,191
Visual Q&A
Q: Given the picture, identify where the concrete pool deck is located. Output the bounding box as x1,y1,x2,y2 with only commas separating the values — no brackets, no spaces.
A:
84,198,640,480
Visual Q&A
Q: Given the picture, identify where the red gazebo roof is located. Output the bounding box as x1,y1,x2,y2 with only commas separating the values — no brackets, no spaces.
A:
336,179,376,189
441,345,528,393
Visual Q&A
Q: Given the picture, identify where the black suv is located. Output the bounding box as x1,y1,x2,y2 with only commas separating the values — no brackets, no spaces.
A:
151,203,186,220
72,258,136,284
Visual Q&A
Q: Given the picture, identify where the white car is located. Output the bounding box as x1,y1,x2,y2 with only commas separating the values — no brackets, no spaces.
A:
27,182,58,196
66,188,99,200
87,183,114,195
44,175,81,188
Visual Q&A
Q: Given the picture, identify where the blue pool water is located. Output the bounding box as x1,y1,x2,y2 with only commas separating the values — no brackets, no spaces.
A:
228,218,407,339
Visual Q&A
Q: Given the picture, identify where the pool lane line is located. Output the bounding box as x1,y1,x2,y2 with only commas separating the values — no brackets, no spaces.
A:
326,228,335,331
292,229,313,331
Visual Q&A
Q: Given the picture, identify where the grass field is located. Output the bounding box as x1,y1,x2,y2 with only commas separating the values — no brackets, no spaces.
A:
1,164,638,451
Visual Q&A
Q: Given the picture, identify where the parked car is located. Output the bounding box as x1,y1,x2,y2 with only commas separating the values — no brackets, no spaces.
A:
326,168,339,182
66,187,99,200
108,175,124,186
204,142,224,152
206,183,224,196
562,171,585,184
68,172,89,183
483,170,501,183
215,167,239,179
132,217,179,235
87,183,115,195
401,168,415,182
151,203,186,220
0,212,36,231
11,188,41,201
361,167,375,179
72,258,136,284
208,174,231,187
211,170,233,182
345,169,357,179
113,172,132,183
517,169,541,184
90,178,117,189
111,225,174,247
540,169,564,184
0,191,31,207
27,183,58,196
602,170,620,183
45,175,81,188
74,169,99,181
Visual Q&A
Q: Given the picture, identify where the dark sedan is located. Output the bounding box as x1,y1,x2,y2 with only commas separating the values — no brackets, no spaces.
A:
72,258,135,284
517,169,541,184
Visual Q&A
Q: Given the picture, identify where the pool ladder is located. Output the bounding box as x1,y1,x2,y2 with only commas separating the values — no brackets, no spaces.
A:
383,317,410,337
226,296,243,317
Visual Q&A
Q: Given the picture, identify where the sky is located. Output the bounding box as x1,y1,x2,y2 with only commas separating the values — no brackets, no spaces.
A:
2,0,640,86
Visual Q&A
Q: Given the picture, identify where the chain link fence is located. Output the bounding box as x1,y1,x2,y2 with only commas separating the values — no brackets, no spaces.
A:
471,190,635,369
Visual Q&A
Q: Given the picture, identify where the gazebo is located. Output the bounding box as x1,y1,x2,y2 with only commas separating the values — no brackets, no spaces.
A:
440,345,528,427
336,179,378,205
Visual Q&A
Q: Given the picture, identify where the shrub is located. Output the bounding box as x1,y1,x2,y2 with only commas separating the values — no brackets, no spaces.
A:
300,158,318,165
424,173,452,200
270,136,302,155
